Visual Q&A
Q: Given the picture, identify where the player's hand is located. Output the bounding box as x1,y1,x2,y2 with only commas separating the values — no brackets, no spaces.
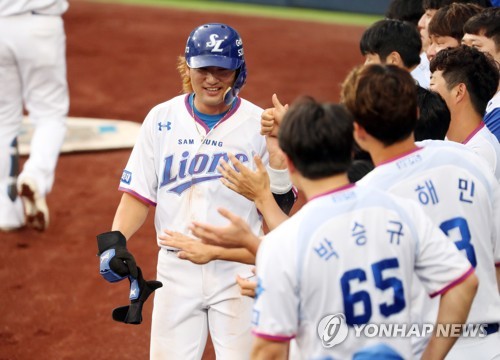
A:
237,268,257,298
219,154,270,202
97,230,138,282
158,230,218,265
260,108,276,136
260,94,288,137
190,208,259,252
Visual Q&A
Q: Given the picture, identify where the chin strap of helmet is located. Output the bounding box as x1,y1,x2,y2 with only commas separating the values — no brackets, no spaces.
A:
224,62,247,105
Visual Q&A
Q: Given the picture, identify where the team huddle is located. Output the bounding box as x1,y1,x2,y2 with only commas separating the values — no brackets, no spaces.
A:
97,0,500,359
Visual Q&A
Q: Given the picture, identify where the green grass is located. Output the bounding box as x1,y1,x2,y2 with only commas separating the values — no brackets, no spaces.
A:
89,0,381,26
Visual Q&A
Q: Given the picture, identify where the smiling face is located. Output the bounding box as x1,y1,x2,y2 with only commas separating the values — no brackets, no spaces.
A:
426,35,460,61
462,33,500,65
187,66,236,114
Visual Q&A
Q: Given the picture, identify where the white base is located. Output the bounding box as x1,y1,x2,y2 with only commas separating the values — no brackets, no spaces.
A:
19,116,141,155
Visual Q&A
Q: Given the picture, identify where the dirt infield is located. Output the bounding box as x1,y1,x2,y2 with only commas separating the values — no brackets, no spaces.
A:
0,1,366,359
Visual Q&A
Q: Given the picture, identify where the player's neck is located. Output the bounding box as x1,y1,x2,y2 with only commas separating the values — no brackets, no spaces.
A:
446,107,483,143
299,173,350,201
369,136,418,166
192,94,232,115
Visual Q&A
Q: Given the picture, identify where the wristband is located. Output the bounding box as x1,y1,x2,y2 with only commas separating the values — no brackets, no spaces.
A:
267,166,292,194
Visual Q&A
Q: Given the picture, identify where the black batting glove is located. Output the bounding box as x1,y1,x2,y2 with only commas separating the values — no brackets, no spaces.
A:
112,267,163,324
97,231,138,282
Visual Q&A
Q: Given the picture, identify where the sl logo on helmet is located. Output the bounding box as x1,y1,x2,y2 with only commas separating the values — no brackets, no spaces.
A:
206,34,224,53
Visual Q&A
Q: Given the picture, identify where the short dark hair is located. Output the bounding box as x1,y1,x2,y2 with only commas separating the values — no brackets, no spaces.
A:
464,7,500,51
385,0,424,26
414,86,451,141
360,19,422,68
428,3,484,41
430,45,499,115
423,0,491,11
341,64,418,146
278,98,354,180
348,160,374,183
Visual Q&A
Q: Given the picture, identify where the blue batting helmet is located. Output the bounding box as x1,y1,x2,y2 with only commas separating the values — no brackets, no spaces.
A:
185,23,247,105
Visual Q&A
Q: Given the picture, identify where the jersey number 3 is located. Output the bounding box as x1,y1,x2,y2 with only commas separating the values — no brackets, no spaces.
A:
440,217,477,268
340,258,406,326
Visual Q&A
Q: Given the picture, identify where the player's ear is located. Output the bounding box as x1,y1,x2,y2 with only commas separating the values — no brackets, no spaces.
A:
353,121,365,143
454,83,467,104
387,51,403,67
353,122,371,151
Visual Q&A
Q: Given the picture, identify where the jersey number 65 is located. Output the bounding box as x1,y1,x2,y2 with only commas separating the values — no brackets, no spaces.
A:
341,258,405,326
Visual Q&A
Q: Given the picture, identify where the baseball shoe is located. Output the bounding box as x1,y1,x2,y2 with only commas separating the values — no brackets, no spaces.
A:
18,178,49,231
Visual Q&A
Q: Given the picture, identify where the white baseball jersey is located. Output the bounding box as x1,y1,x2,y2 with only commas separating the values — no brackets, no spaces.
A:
253,184,473,359
461,122,500,180
358,141,500,329
120,93,269,244
485,90,500,141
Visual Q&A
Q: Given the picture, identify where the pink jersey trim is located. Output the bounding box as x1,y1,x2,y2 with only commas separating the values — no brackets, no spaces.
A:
462,122,485,144
215,97,241,128
252,330,295,342
429,266,475,298
308,183,355,202
377,146,422,167
118,187,157,207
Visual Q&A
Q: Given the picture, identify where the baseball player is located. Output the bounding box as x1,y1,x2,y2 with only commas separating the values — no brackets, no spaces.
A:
97,23,293,359
384,0,429,89
463,7,500,142
426,3,483,61
357,19,453,143
0,0,69,231
416,0,491,88
429,45,500,180
250,98,477,359
418,0,491,60
360,19,423,86
342,64,500,359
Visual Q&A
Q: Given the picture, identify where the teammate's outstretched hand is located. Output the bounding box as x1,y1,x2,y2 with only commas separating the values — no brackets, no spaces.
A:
191,208,261,256
159,230,219,264
219,154,270,202
260,94,288,137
